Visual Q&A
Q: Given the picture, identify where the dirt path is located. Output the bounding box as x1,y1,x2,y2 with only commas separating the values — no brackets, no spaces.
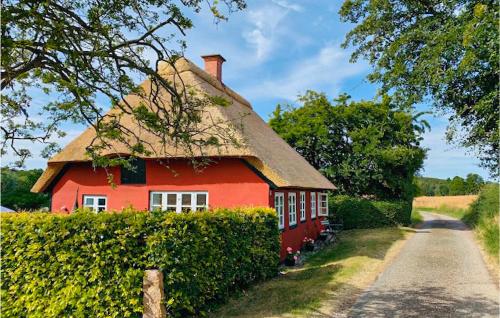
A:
348,212,499,317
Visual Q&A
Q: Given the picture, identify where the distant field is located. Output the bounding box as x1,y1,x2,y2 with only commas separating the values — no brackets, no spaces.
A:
413,195,478,209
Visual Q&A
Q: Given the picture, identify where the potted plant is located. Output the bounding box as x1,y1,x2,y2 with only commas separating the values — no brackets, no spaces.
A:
303,237,315,252
284,247,300,266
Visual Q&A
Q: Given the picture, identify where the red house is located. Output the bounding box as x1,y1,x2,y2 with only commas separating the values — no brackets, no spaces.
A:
31,55,335,258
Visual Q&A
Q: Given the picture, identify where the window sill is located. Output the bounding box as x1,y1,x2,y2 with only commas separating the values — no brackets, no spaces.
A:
289,224,297,230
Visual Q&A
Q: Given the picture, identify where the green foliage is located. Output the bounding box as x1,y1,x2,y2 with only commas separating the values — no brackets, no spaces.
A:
328,195,412,229
463,184,499,259
415,174,485,196
1,168,49,210
1,208,279,317
340,0,499,176
269,91,427,200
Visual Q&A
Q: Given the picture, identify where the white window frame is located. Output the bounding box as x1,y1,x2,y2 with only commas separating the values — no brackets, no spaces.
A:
311,192,317,219
149,192,209,213
300,192,306,222
318,193,328,216
288,192,297,226
83,195,107,213
274,192,285,230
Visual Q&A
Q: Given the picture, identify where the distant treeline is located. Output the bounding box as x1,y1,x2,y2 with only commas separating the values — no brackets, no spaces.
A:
1,168,50,211
415,174,487,197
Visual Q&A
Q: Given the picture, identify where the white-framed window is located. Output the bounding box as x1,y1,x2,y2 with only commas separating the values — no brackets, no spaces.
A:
274,192,285,230
150,192,208,213
300,192,306,222
311,192,317,219
83,195,107,213
288,192,297,226
318,193,328,216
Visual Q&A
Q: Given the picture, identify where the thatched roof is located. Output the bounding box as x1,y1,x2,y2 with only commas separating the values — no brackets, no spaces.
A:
31,58,335,193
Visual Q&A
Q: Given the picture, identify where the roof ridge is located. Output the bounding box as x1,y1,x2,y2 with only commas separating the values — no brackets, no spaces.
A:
159,58,252,109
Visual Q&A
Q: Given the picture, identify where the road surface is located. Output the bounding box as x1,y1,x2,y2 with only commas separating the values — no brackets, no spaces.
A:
348,212,499,317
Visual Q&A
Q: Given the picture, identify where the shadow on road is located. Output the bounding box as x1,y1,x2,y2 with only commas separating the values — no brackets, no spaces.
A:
348,285,499,318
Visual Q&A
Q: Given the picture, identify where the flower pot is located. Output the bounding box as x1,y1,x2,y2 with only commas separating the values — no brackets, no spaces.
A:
284,258,296,266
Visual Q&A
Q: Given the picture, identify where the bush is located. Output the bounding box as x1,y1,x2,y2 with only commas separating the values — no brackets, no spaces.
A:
329,195,412,229
463,184,499,260
1,208,280,318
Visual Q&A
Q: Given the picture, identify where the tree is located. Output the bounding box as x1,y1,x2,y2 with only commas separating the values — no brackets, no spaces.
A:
1,168,50,210
1,0,245,167
465,173,485,194
339,0,499,177
269,91,428,200
449,176,467,195
438,184,450,196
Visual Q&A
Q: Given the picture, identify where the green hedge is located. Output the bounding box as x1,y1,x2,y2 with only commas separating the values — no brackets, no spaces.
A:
463,184,499,259
1,208,280,317
329,195,412,229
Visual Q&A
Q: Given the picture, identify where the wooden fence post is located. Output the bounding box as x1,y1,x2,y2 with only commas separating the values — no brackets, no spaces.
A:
143,269,167,318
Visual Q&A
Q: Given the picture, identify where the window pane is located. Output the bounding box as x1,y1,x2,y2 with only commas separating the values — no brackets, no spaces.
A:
97,206,105,212
167,194,176,206
196,193,207,206
84,197,94,206
98,198,106,206
182,194,191,206
152,193,162,205
166,206,176,212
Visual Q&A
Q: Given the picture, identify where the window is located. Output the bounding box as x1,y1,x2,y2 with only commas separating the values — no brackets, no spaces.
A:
288,192,297,226
83,195,107,213
318,193,328,216
311,192,317,219
149,192,208,213
121,158,146,184
300,192,306,222
274,192,285,230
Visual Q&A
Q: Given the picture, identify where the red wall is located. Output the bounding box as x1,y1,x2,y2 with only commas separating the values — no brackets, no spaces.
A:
50,158,324,261
269,189,325,259
51,158,270,212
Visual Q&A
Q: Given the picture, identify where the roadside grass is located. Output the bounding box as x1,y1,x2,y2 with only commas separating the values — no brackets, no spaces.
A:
410,209,423,226
209,227,410,318
415,205,468,219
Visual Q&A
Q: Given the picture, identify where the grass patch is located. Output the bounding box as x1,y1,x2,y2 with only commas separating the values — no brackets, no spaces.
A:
415,205,469,219
209,227,410,318
411,209,423,226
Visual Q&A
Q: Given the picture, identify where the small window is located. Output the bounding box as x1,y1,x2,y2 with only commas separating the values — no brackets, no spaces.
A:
311,192,317,219
288,192,297,226
318,193,328,216
83,195,107,213
149,192,208,213
121,158,146,184
300,192,306,221
274,192,285,230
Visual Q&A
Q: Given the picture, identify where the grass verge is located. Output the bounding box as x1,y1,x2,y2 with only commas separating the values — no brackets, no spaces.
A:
209,227,411,318
415,205,468,219
410,209,423,226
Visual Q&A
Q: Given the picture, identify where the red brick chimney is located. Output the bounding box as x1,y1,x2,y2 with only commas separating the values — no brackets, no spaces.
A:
201,54,226,82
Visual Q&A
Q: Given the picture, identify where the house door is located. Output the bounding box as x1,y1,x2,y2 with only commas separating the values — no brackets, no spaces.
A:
150,192,208,212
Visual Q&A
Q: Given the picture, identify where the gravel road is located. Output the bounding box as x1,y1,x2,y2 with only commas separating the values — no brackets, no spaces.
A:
348,212,499,317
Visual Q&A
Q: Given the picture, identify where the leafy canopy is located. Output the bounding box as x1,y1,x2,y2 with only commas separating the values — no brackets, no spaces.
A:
0,168,49,210
339,0,498,177
1,0,245,167
269,91,428,200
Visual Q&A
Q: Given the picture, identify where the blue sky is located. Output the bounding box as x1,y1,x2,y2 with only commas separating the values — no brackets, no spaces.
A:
2,0,489,180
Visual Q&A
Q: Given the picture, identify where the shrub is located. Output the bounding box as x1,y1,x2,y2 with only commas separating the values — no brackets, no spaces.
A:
463,184,499,260
0,208,280,318
328,195,412,229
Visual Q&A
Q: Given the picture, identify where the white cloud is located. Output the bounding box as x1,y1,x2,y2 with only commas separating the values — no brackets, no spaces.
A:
271,0,303,12
240,44,368,100
242,4,294,61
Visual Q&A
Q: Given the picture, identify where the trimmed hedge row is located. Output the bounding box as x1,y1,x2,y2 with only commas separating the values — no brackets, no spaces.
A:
328,195,412,229
1,208,280,317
